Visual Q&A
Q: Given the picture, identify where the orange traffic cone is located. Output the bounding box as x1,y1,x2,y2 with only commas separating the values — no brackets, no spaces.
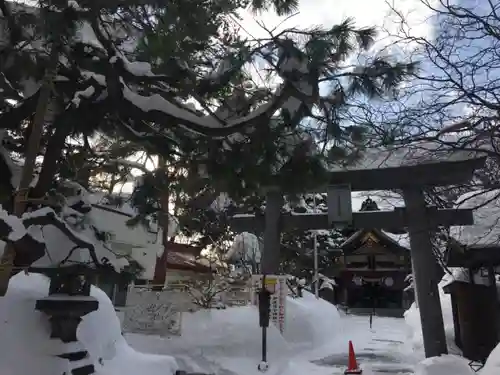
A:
344,340,362,375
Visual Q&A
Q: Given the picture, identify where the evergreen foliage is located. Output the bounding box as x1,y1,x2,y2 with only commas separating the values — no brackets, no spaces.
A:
0,0,415,273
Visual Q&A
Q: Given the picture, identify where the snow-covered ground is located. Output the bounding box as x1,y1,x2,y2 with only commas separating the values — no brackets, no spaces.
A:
9,270,500,375
0,272,419,375
126,294,416,375
309,315,416,375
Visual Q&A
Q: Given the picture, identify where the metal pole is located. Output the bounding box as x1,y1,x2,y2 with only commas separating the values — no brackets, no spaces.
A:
261,326,267,363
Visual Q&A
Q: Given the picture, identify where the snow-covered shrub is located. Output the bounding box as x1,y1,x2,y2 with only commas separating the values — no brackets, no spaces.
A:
184,271,250,309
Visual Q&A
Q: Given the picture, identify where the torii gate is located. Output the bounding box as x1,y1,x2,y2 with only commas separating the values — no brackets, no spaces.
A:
229,146,486,358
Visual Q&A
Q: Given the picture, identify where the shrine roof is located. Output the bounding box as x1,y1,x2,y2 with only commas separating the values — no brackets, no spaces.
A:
449,188,500,247
340,228,410,253
326,141,484,172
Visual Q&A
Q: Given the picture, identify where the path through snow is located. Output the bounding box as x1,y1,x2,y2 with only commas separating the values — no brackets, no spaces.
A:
310,315,416,375
126,313,416,375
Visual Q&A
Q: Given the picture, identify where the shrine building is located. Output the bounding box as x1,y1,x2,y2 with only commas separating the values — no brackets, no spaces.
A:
334,198,412,315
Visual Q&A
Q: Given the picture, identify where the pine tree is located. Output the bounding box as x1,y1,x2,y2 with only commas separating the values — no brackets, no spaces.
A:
0,0,416,288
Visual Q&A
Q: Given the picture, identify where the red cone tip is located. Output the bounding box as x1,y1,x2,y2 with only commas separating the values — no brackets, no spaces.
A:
344,340,362,375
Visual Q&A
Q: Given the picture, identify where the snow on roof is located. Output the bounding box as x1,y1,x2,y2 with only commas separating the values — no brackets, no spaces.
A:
450,189,500,247
341,228,410,250
90,205,160,249
88,191,180,236
441,267,490,287
326,141,485,172
351,191,404,211
131,245,211,280
383,231,410,249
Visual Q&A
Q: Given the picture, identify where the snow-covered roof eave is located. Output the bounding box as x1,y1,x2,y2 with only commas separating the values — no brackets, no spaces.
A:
450,188,500,248
326,141,486,173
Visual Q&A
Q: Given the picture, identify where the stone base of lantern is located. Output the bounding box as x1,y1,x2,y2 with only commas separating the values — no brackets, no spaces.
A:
36,295,99,375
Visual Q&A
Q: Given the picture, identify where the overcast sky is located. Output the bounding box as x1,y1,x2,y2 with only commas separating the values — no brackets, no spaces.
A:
238,0,433,47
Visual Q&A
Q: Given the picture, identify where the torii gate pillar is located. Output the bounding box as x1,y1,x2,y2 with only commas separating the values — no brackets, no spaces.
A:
403,187,447,357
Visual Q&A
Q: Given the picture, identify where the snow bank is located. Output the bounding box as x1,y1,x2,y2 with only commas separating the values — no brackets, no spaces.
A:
0,272,177,375
127,304,291,375
284,291,341,351
0,273,67,375
126,290,341,375
415,355,474,375
404,280,461,358
128,305,290,360
482,343,500,375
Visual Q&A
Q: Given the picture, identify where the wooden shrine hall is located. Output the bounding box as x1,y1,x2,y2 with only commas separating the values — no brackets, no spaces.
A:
334,198,413,315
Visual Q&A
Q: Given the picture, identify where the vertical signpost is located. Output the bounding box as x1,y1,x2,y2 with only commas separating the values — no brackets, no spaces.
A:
258,275,271,372
252,275,287,334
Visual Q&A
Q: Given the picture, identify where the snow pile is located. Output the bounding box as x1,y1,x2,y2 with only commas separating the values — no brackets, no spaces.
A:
414,355,474,375
404,280,460,357
127,305,291,375
0,272,178,375
127,305,290,358
284,291,341,351
127,290,341,375
482,343,500,375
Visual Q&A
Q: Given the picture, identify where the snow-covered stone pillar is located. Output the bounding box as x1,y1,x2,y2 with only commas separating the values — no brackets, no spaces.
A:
403,187,447,358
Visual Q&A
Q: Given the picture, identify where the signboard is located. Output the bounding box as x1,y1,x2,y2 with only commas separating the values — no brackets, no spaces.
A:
122,286,193,337
251,275,287,334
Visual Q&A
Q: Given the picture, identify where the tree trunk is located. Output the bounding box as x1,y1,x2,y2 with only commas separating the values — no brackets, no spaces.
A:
152,156,170,291
0,44,59,296
31,106,67,198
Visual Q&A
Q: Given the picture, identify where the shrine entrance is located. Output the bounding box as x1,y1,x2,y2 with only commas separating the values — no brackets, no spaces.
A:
337,220,411,312
229,146,485,357
345,279,403,310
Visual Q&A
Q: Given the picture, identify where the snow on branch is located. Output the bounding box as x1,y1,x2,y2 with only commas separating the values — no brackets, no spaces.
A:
0,203,122,272
118,79,296,137
0,206,45,269
22,207,100,267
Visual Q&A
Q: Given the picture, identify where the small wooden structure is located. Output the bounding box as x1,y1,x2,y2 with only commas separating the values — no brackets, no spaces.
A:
444,243,500,363
442,189,500,363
